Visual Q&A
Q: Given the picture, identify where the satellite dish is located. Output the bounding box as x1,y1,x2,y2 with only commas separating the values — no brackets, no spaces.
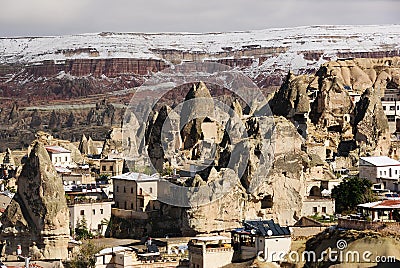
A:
267,230,273,236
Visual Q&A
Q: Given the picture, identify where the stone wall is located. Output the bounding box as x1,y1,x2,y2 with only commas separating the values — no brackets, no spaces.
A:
302,198,335,216
111,208,148,220
291,226,327,238
338,218,400,233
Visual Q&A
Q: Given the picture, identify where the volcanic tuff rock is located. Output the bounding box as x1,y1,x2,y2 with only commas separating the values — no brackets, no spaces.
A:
354,88,391,156
181,116,308,234
101,127,123,158
0,141,69,260
268,57,399,165
147,105,175,171
180,82,216,149
140,81,314,233
269,72,311,117
78,134,99,155
321,57,400,95
0,27,399,152
305,229,400,268
3,148,15,166
311,76,354,127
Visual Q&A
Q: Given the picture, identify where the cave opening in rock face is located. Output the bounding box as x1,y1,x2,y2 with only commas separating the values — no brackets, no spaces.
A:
144,81,250,176
261,195,273,209
309,186,322,197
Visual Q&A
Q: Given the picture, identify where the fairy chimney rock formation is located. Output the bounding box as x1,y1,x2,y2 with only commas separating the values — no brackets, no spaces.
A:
180,82,216,149
0,141,69,260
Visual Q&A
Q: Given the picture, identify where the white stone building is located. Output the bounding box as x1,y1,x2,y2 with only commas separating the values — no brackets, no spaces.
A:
100,158,124,177
188,236,233,268
381,88,400,133
45,145,72,168
112,172,159,212
95,247,138,268
359,156,400,192
68,194,113,236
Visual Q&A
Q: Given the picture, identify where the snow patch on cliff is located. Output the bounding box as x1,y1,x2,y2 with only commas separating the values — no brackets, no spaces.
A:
0,25,399,65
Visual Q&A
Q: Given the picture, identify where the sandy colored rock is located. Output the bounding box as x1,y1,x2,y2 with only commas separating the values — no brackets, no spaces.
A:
0,141,69,260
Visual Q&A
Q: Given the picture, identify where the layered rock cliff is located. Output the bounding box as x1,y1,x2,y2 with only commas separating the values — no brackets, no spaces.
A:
0,26,399,151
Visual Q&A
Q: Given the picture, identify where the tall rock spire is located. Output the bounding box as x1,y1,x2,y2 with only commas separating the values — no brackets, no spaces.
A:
0,141,69,260
180,82,215,149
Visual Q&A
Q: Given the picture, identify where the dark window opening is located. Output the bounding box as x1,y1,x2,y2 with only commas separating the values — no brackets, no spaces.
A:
261,195,273,209
310,186,322,197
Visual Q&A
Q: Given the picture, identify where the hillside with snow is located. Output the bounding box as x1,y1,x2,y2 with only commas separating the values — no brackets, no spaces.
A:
1,25,399,64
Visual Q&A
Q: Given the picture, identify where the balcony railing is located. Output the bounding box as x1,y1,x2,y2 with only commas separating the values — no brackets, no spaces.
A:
189,245,233,254
67,198,113,205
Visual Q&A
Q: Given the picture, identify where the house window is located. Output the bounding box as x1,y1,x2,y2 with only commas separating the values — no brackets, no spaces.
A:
322,207,327,213
131,187,133,194
390,106,395,111
149,187,153,194
131,203,134,209
313,207,318,214
65,156,68,161
80,210,85,216
124,186,126,193
124,201,127,209
102,166,106,171
100,209,103,214
110,166,114,171
116,186,119,192
139,188,143,195
383,106,386,110
98,224,102,231
92,209,96,215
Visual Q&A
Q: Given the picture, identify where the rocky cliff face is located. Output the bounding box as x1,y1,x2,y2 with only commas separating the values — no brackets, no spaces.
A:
0,26,399,151
0,98,124,151
132,82,319,235
181,116,308,234
354,88,391,156
268,57,399,166
0,141,69,260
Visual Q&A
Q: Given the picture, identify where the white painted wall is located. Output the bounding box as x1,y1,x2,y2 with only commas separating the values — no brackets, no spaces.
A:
263,236,291,262
69,201,113,236
49,152,71,167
